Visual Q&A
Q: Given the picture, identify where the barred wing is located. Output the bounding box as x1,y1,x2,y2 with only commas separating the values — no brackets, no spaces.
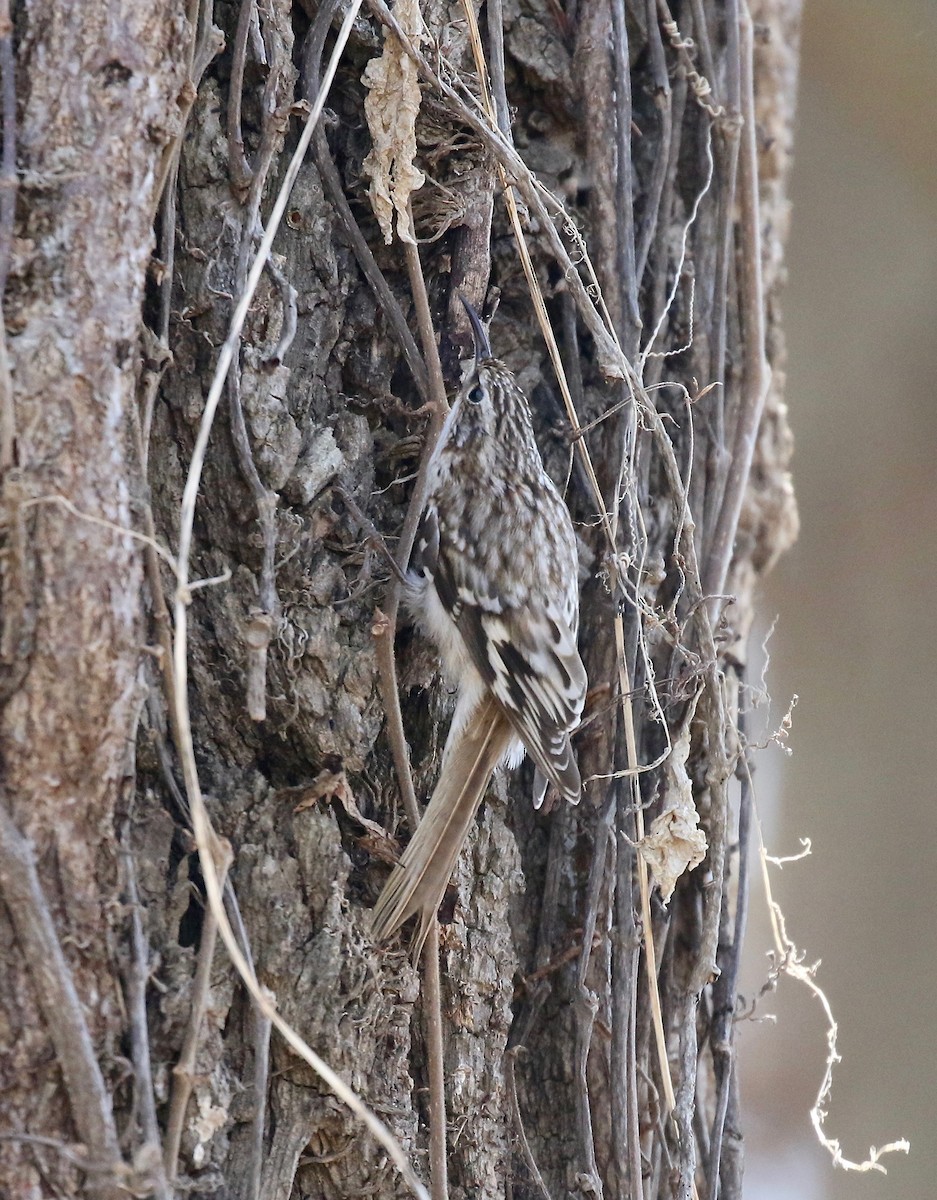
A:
431,535,587,804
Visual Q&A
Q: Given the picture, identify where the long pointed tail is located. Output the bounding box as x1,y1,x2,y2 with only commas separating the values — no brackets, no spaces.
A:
371,696,514,955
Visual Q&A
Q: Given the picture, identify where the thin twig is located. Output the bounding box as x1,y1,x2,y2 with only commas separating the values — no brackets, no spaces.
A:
245,1006,273,1200
485,0,511,138
0,319,14,473
639,128,715,370
152,0,224,217
698,707,732,994
149,709,270,1198
0,0,14,484
634,0,673,291
573,797,613,1195
753,779,910,1173
456,0,619,555
365,199,448,853
336,485,408,585
224,0,302,721
142,0,222,460
672,986,701,1195
303,4,430,402
618,614,674,1113
707,697,749,1200
506,1048,554,1200
658,3,726,119
130,407,187,792
610,0,642,351
687,0,718,94
234,14,294,287
698,0,741,548
612,787,643,1200
399,212,450,1200
19,493,178,573
164,849,231,1182
627,929,644,1200
578,0,622,338
263,253,298,365
226,367,278,720
422,920,448,1200
120,828,173,1200
0,1133,145,1190
167,5,430,1193
366,206,449,809
403,222,448,422
314,126,430,401
227,0,256,197
703,5,769,609
617,381,729,1196
0,797,124,1198
218,879,271,1200
0,0,16,301
366,0,632,384
642,393,731,975
718,1058,743,1200
639,65,687,408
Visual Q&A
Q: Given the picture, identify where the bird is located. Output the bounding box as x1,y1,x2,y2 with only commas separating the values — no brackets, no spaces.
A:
371,297,588,953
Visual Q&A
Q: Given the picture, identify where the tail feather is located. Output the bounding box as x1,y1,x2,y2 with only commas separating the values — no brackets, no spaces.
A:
371,696,513,956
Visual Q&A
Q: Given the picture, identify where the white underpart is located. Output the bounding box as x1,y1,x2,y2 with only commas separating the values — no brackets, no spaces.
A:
407,570,526,771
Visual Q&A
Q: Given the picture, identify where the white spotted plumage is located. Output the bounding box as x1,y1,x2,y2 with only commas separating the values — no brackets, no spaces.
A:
371,299,587,948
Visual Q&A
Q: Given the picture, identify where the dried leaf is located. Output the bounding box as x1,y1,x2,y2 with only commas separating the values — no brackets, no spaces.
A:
292,767,390,843
371,606,390,637
361,0,425,244
638,708,707,905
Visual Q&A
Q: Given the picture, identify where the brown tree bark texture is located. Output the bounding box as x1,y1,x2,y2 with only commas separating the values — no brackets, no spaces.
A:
0,1,800,1199
0,3,187,1197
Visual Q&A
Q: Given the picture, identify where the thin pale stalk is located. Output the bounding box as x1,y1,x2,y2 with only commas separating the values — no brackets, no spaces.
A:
703,5,768,608
167,6,430,1193
164,859,230,1182
401,215,450,1200
610,0,642,350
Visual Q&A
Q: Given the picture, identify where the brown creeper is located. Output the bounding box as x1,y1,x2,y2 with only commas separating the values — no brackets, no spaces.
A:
371,298,587,949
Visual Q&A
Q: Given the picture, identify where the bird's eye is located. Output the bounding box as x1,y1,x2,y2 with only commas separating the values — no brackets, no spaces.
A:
467,384,485,404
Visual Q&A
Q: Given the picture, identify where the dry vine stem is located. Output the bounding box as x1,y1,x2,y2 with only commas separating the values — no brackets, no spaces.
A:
455,0,708,1141
163,4,429,1195
29,0,899,1195
362,2,731,1192
357,4,898,1196
0,802,123,1193
354,8,452,1190
372,213,451,1200
399,222,450,1200
750,777,910,1174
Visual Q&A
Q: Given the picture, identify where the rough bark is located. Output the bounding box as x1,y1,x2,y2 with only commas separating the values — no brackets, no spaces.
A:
0,1,800,1198
0,3,187,1196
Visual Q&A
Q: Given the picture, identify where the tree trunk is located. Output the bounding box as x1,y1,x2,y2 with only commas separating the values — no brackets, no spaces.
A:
0,1,800,1198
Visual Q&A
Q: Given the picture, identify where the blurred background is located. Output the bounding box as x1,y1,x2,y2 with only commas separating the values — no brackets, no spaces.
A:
741,2,937,1198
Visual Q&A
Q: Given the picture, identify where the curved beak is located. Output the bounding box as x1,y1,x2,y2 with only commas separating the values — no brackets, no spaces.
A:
459,294,492,364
